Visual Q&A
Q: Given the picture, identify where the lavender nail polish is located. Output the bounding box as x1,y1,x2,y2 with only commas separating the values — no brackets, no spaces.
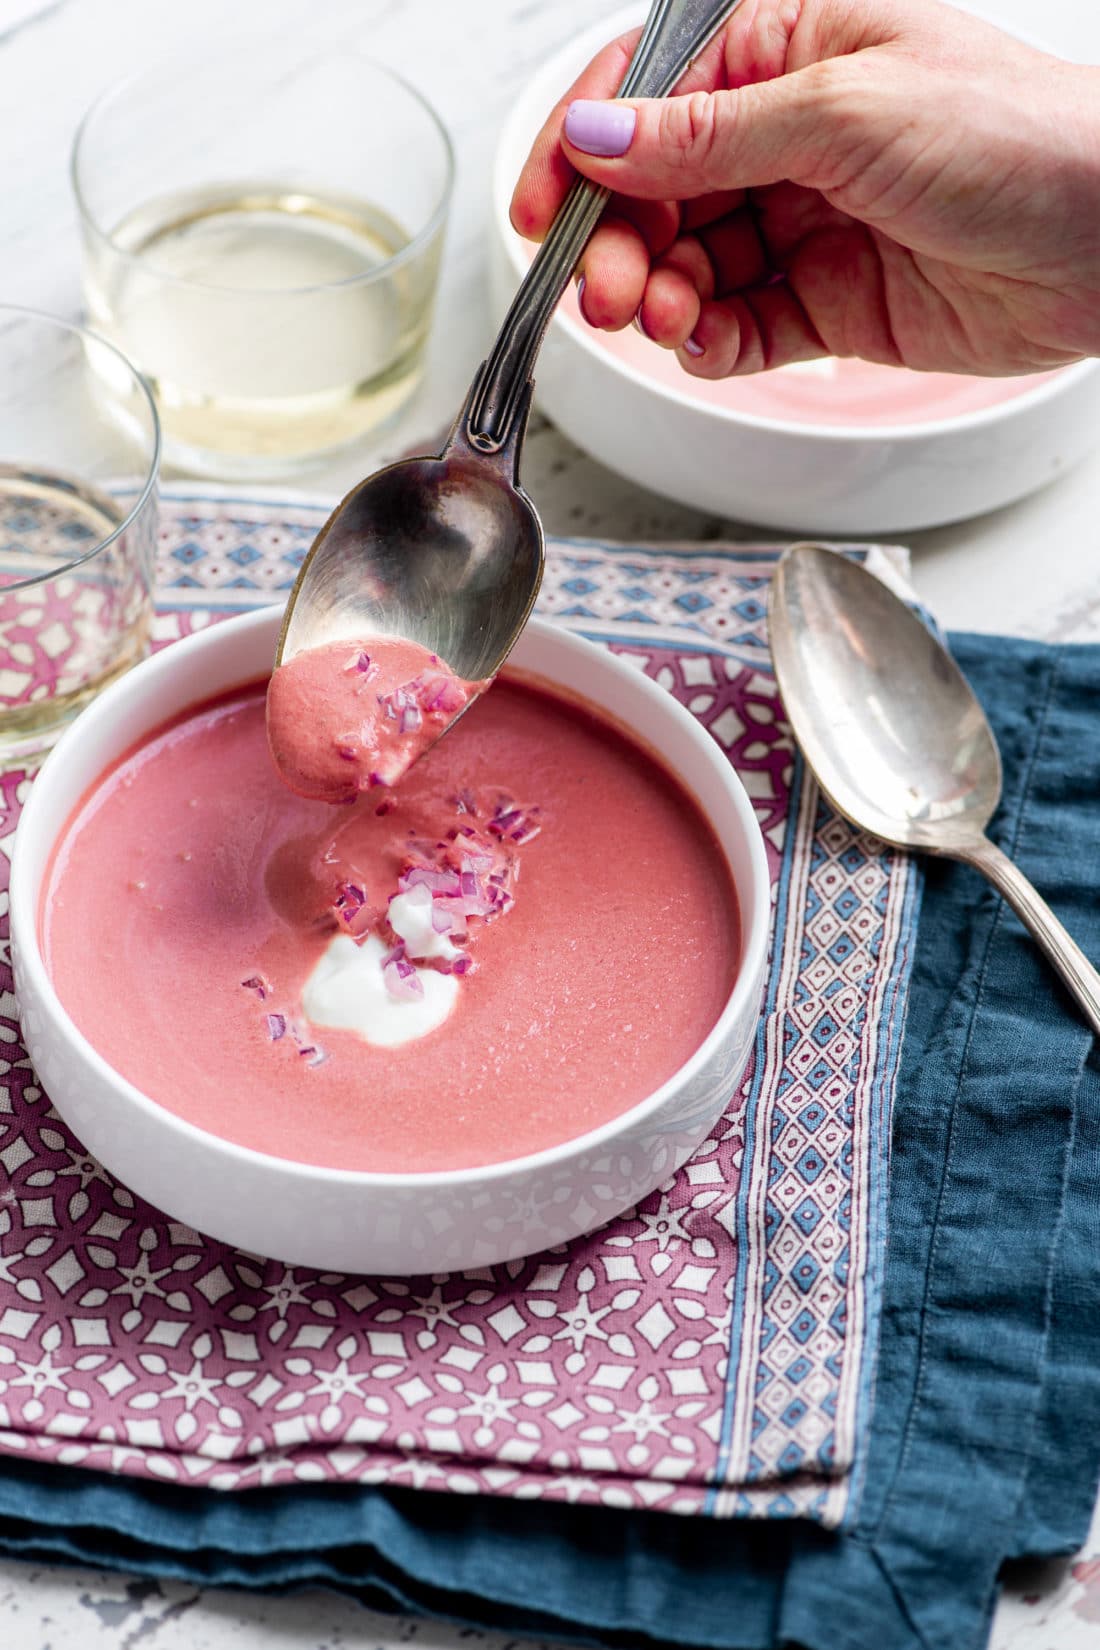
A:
577,275,590,323
632,310,650,340
564,100,636,158
683,336,705,358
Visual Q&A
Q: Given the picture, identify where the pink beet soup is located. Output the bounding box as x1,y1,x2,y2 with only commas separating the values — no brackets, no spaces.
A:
41,672,741,1173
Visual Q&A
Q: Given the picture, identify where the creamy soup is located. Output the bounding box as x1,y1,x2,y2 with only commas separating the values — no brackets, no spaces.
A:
42,674,740,1172
267,636,487,803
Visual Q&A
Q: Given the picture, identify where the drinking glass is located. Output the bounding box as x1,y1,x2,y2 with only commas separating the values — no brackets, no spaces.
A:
72,45,454,479
0,306,160,761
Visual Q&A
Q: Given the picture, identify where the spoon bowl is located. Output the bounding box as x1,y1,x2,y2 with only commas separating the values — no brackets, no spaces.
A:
277,425,542,681
769,543,1100,1037
769,544,1002,853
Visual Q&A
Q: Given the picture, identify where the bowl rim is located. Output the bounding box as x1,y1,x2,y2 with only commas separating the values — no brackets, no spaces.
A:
12,606,770,1191
492,3,1100,445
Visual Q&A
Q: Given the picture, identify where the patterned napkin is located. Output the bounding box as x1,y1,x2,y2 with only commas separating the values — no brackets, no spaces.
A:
0,490,920,1529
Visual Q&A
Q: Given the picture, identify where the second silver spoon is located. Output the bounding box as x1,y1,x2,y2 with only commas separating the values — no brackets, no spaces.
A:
769,543,1100,1039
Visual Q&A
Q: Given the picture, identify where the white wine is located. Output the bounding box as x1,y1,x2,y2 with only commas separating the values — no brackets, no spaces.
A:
84,185,438,474
0,466,152,758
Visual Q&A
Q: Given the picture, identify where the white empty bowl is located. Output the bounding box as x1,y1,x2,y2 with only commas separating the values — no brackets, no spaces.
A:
490,4,1100,534
11,609,769,1274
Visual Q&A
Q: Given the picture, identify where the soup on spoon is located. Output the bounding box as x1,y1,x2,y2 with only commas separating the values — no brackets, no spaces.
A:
266,635,489,803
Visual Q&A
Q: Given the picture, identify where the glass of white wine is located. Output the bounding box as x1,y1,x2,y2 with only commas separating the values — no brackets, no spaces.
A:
0,306,160,761
72,46,454,479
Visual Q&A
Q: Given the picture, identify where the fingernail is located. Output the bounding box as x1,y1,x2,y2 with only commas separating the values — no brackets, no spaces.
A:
632,310,650,339
564,100,636,158
577,275,590,323
683,336,705,357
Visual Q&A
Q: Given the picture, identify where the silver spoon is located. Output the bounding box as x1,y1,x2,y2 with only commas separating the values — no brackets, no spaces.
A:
276,0,745,685
769,542,1100,1039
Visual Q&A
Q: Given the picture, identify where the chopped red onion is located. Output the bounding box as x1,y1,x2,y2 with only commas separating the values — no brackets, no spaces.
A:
365,789,538,983
420,673,465,715
379,684,415,723
334,883,366,923
488,798,542,845
432,899,469,940
240,975,268,999
401,867,462,898
266,1013,287,1041
382,953,425,1001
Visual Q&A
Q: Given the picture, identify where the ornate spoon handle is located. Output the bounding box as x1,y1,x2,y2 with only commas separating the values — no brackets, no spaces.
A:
464,0,745,458
962,835,1100,1038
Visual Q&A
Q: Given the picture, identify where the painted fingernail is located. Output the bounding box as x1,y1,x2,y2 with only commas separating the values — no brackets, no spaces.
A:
683,335,705,357
632,309,650,339
564,100,636,158
577,275,590,323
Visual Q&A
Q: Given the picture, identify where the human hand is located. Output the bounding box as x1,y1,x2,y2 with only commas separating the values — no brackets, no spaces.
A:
510,0,1100,379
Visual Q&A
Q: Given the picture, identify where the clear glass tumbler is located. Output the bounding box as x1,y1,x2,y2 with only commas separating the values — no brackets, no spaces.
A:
0,306,160,761
72,45,454,479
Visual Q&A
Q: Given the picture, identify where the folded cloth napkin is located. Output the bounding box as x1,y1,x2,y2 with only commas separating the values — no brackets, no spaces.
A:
0,496,919,1530
1,499,1098,1650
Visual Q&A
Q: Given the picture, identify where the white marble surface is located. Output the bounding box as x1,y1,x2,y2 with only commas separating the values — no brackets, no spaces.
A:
2,0,1100,1646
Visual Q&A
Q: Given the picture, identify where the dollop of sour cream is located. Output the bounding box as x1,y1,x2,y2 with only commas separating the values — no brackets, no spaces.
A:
387,884,459,962
302,933,458,1048
295,796,536,1052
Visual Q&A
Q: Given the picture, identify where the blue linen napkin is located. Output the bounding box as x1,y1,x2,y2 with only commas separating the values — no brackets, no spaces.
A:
0,631,1097,1650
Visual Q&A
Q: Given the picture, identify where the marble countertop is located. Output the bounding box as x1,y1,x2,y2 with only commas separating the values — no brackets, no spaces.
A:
2,0,1100,1645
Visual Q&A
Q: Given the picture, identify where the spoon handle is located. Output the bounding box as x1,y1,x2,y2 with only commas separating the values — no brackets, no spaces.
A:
461,0,746,460
963,836,1100,1038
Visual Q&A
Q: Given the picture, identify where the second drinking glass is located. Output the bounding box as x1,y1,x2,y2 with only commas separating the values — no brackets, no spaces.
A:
72,44,454,479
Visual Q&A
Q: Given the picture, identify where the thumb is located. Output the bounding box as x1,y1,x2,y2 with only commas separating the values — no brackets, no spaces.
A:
561,72,839,199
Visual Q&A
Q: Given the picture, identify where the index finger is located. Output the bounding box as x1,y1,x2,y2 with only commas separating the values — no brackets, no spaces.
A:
510,30,641,242
509,25,728,241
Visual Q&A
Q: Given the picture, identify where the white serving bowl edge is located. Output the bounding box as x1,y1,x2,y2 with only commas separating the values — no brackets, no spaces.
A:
11,609,769,1274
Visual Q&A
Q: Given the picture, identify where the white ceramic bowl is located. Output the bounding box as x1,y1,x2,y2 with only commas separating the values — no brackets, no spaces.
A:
11,609,769,1274
490,5,1100,534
